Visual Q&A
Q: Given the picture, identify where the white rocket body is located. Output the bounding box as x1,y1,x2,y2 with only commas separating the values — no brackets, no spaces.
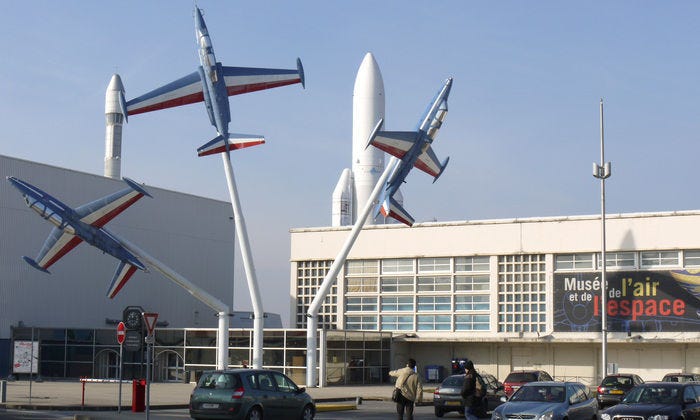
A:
104,74,125,179
332,53,387,226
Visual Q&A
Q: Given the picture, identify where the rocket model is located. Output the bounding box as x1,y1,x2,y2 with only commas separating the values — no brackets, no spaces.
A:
332,53,403,226
104,74,127,179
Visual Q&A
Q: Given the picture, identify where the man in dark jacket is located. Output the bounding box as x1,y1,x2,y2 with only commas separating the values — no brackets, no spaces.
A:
460,360,480,420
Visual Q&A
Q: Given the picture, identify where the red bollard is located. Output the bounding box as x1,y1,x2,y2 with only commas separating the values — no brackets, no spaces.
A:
131,379,146,412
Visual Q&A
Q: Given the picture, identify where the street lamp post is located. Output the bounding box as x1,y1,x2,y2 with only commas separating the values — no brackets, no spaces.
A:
593,99,611,379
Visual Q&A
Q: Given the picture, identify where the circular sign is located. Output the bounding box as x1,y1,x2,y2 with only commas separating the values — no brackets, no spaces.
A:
116,321,126,345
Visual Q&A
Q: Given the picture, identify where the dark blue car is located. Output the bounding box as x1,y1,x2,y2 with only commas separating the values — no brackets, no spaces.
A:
600,382,700,420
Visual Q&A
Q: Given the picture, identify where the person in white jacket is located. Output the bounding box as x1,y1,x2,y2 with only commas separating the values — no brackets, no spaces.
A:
389,358,423,419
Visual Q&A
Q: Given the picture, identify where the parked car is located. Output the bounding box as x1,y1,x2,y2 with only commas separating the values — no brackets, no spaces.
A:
663,373,700,383
433,372,506,417
492,381,598,420
189,369,315,420
502,370,554,398
600,382,700,420
596,373,645,408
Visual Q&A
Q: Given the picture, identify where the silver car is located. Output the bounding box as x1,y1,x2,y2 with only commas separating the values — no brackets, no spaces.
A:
492,381,597,420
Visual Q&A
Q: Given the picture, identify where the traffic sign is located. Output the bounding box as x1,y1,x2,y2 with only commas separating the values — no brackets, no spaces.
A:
116,322,126,345
142,312,159,336
124,330,142,352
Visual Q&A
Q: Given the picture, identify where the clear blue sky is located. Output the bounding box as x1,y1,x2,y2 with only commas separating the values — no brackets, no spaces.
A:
2,1,699,324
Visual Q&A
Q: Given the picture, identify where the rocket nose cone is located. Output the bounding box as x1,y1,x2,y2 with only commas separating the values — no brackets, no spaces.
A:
107,74,125,93
354,52,384,96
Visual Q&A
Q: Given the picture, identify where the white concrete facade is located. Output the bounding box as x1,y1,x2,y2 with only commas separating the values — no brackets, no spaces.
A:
290,212,700,384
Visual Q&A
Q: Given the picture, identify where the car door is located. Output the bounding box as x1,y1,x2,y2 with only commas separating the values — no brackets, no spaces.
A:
682,385,700,420
568,384,595,420
255,371,282,417
272,371,304,416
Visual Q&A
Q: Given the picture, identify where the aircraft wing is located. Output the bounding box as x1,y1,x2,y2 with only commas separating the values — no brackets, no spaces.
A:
75,178,152,228
221,64,304,96
368,130,418,160
126,72,203,116
415,145,444,178
27,227,84,271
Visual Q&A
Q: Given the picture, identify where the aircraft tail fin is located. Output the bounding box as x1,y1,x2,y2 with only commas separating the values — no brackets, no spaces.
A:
380,197,415,227
197,134,266,157
106,261,139,299
23,256,50,274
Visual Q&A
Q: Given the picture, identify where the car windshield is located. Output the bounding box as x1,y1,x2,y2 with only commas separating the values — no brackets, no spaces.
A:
506,372,538,383
511,385,565,403
198,372,240,390
442,376,464,387
622,385,681,404
664,375,693,383
602,376,632,387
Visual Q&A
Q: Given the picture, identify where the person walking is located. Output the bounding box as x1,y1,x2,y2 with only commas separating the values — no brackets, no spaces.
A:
389,358,423,420
460,360,481,420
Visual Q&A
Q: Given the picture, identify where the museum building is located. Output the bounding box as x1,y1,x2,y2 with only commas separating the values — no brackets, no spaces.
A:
291,211,700,385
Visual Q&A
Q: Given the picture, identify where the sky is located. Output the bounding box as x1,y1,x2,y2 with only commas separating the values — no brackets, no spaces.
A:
2,1,700,326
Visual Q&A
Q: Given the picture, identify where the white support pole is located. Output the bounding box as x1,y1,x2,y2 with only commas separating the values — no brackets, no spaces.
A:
119,238,230,370
221,152,264,369
306,157,399,387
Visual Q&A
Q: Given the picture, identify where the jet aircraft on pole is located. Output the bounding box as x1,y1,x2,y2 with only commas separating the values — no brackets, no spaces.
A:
366,78,452,226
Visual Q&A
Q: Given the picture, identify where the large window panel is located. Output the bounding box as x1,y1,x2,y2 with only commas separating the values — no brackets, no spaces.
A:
455,295,490,311
455,275,490,291
417,296,451,311
418,258,451,273
380,276,414,293
417,315,451,331
381,296,414,312
417,276,451,292
381,259,414,274
455,256,490,272
455,314,490,331
380,315,414,331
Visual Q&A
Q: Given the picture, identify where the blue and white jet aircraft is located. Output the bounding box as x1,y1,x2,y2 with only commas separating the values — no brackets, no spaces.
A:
7,176,152,299
122,7,305,156
366,77,453,226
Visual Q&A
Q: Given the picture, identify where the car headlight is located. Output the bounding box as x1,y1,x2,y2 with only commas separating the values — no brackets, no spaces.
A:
492,411,503,420
600,414,611,420
648,416,669,420
538,411,554,420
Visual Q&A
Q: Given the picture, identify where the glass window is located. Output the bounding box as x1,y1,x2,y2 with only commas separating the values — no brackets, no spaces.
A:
346,277,378,293
346,296,377,312
455,295,490,311
417,315,451,331
455,275,490,291
455,314,490,331
417,276,451,292
684,251,700,267
380,315,413,331
417,296,451,311
381,259,414,274
346,260,379,275
345,316,377,330
418,258,450,273
598,252,636,269
498,254,546,333
380,277,414,292
455,256,490,272
381,296,414,311
555,254,593,270
641,251,679,267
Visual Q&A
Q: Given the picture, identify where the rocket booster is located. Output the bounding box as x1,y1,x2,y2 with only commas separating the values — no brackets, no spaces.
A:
104,74,126,179
332,53,388,226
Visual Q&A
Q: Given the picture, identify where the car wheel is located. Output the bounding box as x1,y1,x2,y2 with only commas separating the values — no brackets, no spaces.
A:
246,406,263,420
435,406,444,417
300,404,315,420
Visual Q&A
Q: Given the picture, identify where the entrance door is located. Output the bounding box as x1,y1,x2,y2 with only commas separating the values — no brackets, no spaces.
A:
155,350,185,382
